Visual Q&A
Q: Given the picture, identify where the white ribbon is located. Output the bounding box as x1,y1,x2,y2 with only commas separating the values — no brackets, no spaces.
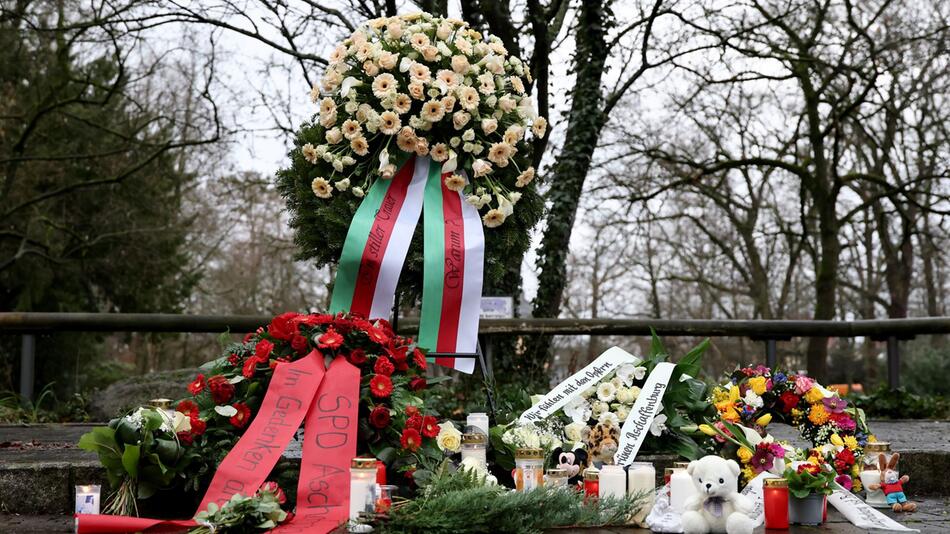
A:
614,362,675,465
519,346,640,424
740,471,775,527
828,488,918,532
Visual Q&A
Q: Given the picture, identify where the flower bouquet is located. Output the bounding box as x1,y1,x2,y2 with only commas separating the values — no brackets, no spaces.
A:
783,459,837,525
278,12,544,300
703,365,873,490
80,311,444,516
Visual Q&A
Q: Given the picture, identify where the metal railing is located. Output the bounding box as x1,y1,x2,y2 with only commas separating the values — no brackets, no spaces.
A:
4,312,949,400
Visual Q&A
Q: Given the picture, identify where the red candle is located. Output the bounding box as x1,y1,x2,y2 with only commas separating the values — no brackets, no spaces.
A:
583,468,599,504
822,495,827,522
763,478,789,530
376,461,387,485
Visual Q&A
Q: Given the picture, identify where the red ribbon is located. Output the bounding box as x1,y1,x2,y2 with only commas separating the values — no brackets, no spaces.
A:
77,353,360,533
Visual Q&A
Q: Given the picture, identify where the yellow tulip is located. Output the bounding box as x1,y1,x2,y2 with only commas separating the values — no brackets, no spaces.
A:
729,386,741,402
830,433,844,447
748,376,767,395
699,424,718,437
755,413,772,427
737,447,754,463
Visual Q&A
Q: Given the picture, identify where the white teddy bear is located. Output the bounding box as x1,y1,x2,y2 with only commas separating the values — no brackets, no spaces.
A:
680,455,757,534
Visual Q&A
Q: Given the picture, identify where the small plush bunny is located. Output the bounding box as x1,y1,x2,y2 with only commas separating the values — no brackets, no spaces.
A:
867,453,917,512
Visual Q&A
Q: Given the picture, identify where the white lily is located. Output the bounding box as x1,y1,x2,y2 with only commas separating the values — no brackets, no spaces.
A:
341,77,362,98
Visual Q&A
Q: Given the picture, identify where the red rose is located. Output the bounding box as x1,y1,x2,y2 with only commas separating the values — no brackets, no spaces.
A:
779,391,800,413
189,415,207,436
369,374,393,398
413,348,427,370
409,376,427,391
229,402,252,428
388,344,408,364
177,400,199,417
227,353,241,366
208,375,235,404
421,415,439,438
394,359,409,372
406,414,422,431
348,348,367,365
188,374,206,395
836,448,855,466
374,356,395,376
369,405,391,429
254,339,275,360
268,312,299,341
176,431,194,445
400,428,422,452
291,334,309,354
318,327,344,350
405,406,420,418
258,481,287,505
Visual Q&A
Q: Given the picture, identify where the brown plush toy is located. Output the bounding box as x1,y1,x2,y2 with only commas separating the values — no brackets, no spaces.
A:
866,453,917,512
585,422,620,465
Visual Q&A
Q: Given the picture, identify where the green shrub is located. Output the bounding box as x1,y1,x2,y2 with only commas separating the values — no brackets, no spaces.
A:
848,385,949,420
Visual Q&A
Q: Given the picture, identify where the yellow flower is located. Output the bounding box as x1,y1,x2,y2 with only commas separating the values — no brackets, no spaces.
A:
737,447,754,463
715,400,734,413
699,424,718,437
748,376,767,395
721,407,741,423
741,466,756,482
830,433,844,447
852,479,863,492
755,413,772,427
808,404,829,425
844,436,858,451
805,387,825,404
711,387,729,403
868,435,878,443
729,386,741,402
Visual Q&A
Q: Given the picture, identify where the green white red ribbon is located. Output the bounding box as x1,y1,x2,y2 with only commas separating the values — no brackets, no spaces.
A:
330,156,484,373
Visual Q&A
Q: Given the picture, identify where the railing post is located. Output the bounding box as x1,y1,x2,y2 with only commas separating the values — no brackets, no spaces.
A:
887,335,900,390
20,334,35,405
765,339,777,369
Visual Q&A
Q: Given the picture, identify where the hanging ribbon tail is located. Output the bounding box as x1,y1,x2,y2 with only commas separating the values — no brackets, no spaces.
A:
418,163,484,374
613,361,675,465
274,357,360,532
197,350,326,511
329,154,425,319
74,515,195,533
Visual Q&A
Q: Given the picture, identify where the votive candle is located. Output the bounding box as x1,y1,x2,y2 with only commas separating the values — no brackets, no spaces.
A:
763,478,789,529
628,462,655,525
599,465,626,500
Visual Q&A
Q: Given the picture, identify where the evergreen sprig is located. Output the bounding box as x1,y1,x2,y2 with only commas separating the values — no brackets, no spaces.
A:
379,466,646,533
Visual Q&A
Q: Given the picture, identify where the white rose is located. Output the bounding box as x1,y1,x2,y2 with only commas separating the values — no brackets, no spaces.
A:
564,422,586,443
592,400,608,417
436,421,462,453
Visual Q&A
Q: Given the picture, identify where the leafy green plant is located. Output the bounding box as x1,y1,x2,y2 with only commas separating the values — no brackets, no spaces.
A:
78,407,195,516
191,489,288,533
848,385,949,420
783,464,836,498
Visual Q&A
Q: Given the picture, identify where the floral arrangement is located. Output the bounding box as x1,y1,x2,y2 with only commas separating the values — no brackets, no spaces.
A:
190,483,288,533
783,460,837,498
80,311,444,513
490,335,715,471
277,13,544,301
703,365,872,490
304,12,542,225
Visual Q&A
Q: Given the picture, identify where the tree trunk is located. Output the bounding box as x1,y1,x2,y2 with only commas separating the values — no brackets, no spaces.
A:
805,206,839,382
527,0,612,383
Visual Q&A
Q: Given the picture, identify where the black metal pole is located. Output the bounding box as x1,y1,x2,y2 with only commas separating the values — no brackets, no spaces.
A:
766,339,777,368
20,334,35,405
887,336,900,390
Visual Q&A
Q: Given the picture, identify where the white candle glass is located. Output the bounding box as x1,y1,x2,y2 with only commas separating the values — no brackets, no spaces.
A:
598,464,626,500
628,462,655,524
349,458,378,523
862,442,892,508
670,467,697,513
466,412,490,437
461,432,487,471
75,485,101,514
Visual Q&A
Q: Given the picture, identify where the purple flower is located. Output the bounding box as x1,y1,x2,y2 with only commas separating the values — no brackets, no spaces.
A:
822,397,848,414
767,442,786,459
750,445,777,474
838,476,853,490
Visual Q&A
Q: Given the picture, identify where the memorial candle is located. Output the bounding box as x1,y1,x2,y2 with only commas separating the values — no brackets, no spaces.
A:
349,458,377,522
466,412,490,437
627,462,655,525
763,478,789,529
670,464,697,513
583,467,600,503
861,442,891,508
599,465,626,500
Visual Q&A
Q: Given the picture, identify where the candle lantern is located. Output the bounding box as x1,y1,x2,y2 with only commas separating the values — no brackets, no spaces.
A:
466,412,490,437
599,464,626,500
545,468,568,488
627,462,655,525
583,467,600,502
75,485,101,515
461,432,488,471
375,484,397,514
861,442,891,508
349,457,378,523
514,448,544,492
670,463,696,513
763,478,789,529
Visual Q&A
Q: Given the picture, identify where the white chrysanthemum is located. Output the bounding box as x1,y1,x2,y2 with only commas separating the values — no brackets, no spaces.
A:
515,167,535,187
744,389,764,409
616,386,636,405
598,411,620,428
615,406,630,422
596,382,617,402
610,376,623,389
591,400,609,418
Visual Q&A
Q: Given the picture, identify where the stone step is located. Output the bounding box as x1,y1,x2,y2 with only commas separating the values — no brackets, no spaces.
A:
2,422,948,515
